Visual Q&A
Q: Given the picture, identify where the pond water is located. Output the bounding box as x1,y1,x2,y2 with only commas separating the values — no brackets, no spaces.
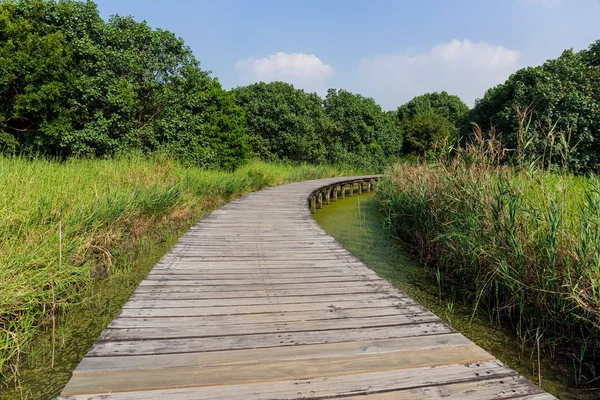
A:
0,236,180,400
313,192,585,400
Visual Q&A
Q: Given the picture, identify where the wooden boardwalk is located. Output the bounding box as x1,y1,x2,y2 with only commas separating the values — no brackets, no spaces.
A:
59,176,555,399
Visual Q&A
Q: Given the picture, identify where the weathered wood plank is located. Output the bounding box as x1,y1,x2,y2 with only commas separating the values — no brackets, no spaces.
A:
88,323,455,356
99,314,440,341
110,305,427,326
63,344,493,395
121,293,407,309
116,299,417,317
74,333,471,373
61,360,518,399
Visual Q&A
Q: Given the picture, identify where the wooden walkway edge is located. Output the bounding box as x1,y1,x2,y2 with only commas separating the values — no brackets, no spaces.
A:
59,176,556,399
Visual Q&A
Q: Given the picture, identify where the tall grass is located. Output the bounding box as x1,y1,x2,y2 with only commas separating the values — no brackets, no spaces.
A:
0,155,359,379
377,140,600,384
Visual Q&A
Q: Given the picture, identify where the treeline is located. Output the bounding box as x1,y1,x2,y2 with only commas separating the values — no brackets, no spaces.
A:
0,0,467,171
2,0,600,173
0,0,406,171
0,0,248,169
471,41,600,173
233,83,403,170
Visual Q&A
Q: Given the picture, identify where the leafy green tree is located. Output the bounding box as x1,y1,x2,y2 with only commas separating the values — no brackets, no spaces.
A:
323,89,402,169
470,41,600,172
232,82,327,163
397,91,469,127
0,0,249,168
399,110,455,158
396,92,468,157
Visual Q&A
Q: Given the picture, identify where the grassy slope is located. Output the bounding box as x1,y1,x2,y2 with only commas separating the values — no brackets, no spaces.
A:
377,163,600,384
0,156,360,377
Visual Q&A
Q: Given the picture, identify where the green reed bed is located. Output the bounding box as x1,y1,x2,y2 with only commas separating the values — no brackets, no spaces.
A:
378,162,600,384
0,155,357,380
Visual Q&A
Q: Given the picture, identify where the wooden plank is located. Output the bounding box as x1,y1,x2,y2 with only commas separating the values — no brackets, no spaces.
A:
99,314,440,341
61,360,517,399
121,293,407,309
142,271,382,280
110,306,427,326
74,333,470,374
117,299,417,317
133,281,395,293
88,323,454,356
331,377,546,399
129,286,395,299
62,344,494,395
136,276,384,286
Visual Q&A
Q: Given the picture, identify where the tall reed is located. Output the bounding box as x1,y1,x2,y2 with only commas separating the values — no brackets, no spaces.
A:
377,135,600,383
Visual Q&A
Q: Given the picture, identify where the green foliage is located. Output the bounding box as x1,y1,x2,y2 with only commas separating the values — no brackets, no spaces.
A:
231,84,402,170
470,41,600,173
232,82,327,163
399,109,455,158
396,92,468,157
397,91,469,127
323,88,403,169
0,0,249,168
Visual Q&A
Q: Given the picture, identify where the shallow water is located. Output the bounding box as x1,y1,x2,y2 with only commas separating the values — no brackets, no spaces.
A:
0,236,179,400
314,192,586,400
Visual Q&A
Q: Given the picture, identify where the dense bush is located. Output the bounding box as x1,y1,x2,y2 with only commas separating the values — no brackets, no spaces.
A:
0,0,249,168
232,82,327,163
323,89,402,169
470,40,600,173
398,91,469,127
396,92,469,158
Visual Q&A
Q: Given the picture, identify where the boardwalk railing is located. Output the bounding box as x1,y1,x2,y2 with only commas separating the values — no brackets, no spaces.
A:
308,176,380,213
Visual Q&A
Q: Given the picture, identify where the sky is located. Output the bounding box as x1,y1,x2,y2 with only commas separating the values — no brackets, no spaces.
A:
96,0,600,110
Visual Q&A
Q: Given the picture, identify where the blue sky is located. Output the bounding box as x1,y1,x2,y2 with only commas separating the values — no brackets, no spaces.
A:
96,0,600,110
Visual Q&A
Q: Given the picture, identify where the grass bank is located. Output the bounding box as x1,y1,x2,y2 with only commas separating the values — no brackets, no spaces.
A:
377,162,600,386
0,155,359,381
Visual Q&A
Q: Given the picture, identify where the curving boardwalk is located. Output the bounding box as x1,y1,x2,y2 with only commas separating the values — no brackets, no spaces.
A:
59,177,555,399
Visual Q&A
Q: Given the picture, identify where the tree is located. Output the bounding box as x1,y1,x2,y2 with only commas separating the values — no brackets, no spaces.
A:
323,89,402,169
0,0,249,168
397,91,469,127
396,92,469,157
232,82,327,163
470,41,600,172
399,110,455,158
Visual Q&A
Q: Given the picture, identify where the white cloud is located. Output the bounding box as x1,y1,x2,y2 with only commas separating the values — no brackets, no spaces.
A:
236,52,335,93
525,0,561,8
358,39,521,109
